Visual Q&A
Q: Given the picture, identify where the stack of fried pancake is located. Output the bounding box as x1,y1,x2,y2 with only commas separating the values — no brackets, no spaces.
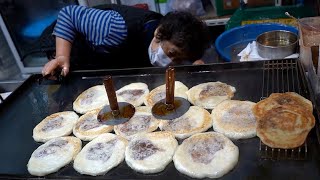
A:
253,92,315,149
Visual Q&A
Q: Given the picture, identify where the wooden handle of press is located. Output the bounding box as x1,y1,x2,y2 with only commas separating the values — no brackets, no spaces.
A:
104,76,119,111
166,67,175,106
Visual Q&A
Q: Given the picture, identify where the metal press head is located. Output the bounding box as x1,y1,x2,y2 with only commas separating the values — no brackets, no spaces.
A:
97,76,135,125
151,67,190,120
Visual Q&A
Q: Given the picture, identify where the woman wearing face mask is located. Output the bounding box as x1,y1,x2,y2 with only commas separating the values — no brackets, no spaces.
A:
42,4,210,77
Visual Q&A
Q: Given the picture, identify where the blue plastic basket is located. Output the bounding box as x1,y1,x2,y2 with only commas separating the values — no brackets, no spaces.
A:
215,23,298,62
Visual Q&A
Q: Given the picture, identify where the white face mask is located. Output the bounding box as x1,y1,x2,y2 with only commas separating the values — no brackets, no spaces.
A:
148,43,172,67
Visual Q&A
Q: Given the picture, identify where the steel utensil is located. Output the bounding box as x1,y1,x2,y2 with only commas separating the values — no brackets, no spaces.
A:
97,76,135,125
152,67,190,120
256,30,298,59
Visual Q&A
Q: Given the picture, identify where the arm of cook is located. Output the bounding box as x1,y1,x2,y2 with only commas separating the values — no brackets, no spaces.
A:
42,5,128,76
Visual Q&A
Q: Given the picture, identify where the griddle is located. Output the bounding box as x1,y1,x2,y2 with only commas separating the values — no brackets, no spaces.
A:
0,59,320,179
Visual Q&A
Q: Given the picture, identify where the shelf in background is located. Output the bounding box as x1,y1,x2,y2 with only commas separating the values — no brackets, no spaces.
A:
203,17,230,26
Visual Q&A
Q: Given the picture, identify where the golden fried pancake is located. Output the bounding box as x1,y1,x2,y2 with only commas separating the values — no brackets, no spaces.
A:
73,133,128,176
33,111,79,142
144,81,188,107
211,100,257,139
116,82,149,107
114,106,160,140
257,107,315,149
253,92,313,120
125,132,178,174
159,106,212,139
73,109,113,141
173,132,239,179
73,85,109,114
27,136,81,176
186,82,236,109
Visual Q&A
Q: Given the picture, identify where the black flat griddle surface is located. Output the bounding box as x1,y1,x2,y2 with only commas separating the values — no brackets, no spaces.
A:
0,60,319,179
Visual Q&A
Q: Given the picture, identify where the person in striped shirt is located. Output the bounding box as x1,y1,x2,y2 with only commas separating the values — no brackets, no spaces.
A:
42,4,210,77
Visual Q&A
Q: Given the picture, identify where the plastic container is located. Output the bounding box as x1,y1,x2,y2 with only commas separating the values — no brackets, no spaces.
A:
215,23,298,62
226,5,316,30
299,17,320,47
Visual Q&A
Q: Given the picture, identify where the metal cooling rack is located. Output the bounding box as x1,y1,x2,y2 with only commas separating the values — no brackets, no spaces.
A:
259,59,309,160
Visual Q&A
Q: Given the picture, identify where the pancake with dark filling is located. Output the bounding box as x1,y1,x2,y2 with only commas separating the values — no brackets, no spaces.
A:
144,81,188,107
114,106,160,140
27,136,81,176
211,100,257,139
173,132,239,179
73,133,128,176
73,109,113,141
116,82,149,107
159,106,212,139
186,82,236,109
73,85,109,114
125,132,178,174
33,111,79,142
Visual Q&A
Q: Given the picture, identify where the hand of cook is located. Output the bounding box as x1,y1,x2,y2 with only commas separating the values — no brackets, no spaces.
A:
42,56,70,78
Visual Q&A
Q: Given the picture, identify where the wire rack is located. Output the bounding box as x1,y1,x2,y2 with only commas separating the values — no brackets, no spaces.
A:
259,59,309,160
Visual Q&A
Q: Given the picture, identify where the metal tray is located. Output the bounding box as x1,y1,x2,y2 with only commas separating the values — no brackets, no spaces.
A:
0,59,319,179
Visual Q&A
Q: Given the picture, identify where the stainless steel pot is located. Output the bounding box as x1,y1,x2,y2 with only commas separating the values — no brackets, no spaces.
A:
256,30,298,59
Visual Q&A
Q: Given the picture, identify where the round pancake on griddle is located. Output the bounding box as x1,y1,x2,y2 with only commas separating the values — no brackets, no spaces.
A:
211,100,257,139
27,136,81,176
73,109,113,141
73,85,109,114
114,106,160,140
144,81,188,107
159,106,212,139
186,82,236,109
116,82,149,107
73,133,128,176
257,106,315,149
173,132,239,179
125,131,178,174
33,111,79,142
253,92,313,120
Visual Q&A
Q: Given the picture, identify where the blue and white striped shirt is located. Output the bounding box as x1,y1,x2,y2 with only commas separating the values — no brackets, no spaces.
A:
53,5,127,50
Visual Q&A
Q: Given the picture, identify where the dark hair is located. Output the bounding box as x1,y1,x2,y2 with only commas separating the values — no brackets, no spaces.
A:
157,11,210,61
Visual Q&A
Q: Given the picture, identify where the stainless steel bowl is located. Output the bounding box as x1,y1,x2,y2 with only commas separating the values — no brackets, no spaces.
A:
256,30,298,59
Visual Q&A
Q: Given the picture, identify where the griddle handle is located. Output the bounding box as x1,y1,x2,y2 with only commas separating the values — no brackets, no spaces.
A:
104,76,120,116
165,67,175,110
